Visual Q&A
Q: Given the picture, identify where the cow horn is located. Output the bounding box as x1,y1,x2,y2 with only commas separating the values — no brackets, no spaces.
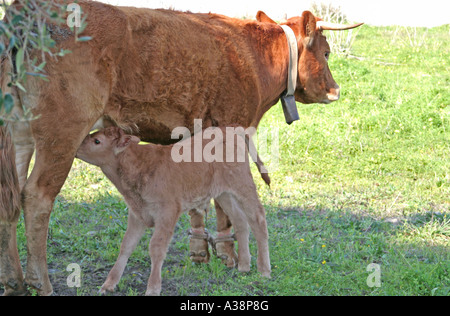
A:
316,21,364,31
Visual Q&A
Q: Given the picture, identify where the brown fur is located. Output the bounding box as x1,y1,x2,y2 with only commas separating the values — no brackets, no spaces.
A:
76,127,271,296
0,0,361,295
0,126,21,223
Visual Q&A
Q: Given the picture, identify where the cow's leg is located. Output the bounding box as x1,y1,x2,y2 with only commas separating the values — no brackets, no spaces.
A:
0,92,32,296
146,205,181,296
0,221,27,296
10,104,35,190
100,211,147,294
214,200,238,267
215,193,250,272
22,144,79,295
188,209,210,263
22,110,97,295
3,121,34,294
0,124,27,296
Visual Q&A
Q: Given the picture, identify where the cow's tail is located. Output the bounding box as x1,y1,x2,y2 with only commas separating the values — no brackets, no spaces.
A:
0,124,21,223
245,135,271,187
0,53,21,222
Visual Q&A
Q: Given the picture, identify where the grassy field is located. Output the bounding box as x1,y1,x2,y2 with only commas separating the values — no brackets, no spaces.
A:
1,24,449,296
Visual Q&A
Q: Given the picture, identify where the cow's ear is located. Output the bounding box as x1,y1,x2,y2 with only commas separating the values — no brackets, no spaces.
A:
256,11,277,24
115,135,141,154
300,11,317,48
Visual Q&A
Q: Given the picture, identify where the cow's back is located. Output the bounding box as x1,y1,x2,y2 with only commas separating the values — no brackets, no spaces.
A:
97,6,262,143
26,1,264,144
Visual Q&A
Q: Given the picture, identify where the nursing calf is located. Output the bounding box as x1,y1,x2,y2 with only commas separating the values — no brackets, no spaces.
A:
76,127,271,296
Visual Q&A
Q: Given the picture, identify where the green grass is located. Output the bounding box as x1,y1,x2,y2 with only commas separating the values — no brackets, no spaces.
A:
2,24,449,296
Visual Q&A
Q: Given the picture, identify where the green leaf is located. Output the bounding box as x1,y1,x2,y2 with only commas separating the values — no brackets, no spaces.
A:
4,93,14,113
26,72,48,81
0,88,3,111
14,82,26,92
9,36,17,49
15,48,24,73
11,14,23,25
35,61,47,72
56,49,72,57
76,36,92,42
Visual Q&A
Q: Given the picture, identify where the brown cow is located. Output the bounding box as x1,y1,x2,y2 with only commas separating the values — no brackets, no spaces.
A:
75,126,271,296
0,0,362,295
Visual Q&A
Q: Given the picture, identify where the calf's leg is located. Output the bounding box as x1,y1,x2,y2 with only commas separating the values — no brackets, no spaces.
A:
146,205,181,296
100,211,147,294
233,190,271,278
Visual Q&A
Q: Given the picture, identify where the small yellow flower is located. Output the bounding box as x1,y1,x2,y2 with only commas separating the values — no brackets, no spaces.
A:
322,245,326,248
322,260,326,265
300,239,305,242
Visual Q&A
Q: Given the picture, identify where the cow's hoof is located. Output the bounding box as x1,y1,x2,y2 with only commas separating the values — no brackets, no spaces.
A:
189,229,210,264
2,279,29,296
215,235,237,268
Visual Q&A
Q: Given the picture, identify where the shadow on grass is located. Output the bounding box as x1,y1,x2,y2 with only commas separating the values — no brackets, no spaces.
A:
1,195,448,296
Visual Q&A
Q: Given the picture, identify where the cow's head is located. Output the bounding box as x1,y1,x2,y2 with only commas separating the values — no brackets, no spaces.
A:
257,11,363,104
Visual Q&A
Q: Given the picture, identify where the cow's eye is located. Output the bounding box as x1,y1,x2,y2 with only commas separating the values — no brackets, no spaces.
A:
94,139,101,145
325,52,330,61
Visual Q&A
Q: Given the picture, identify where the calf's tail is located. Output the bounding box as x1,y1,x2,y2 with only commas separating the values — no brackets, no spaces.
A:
0,125,21,222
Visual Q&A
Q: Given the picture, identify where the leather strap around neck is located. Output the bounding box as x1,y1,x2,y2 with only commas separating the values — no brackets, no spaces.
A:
279,25,298,96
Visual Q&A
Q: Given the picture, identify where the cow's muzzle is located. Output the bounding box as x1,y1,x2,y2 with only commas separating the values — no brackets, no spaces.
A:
326,86,340,103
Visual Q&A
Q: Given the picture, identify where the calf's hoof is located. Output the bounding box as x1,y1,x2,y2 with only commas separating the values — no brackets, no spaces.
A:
24,278,53,296
99,283,116,295
189,229,210,264
145,288,161,296
215,235,237,268
261,270,272,278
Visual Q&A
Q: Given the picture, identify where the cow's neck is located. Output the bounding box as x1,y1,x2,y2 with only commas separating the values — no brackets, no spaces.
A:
243,22,300,123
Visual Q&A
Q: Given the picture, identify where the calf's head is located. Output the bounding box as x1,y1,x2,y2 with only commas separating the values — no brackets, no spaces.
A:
257,10,363,104
76,127,140,166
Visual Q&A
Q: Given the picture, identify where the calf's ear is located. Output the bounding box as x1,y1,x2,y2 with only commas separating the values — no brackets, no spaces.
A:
115,135,141,154
300,11,317,48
